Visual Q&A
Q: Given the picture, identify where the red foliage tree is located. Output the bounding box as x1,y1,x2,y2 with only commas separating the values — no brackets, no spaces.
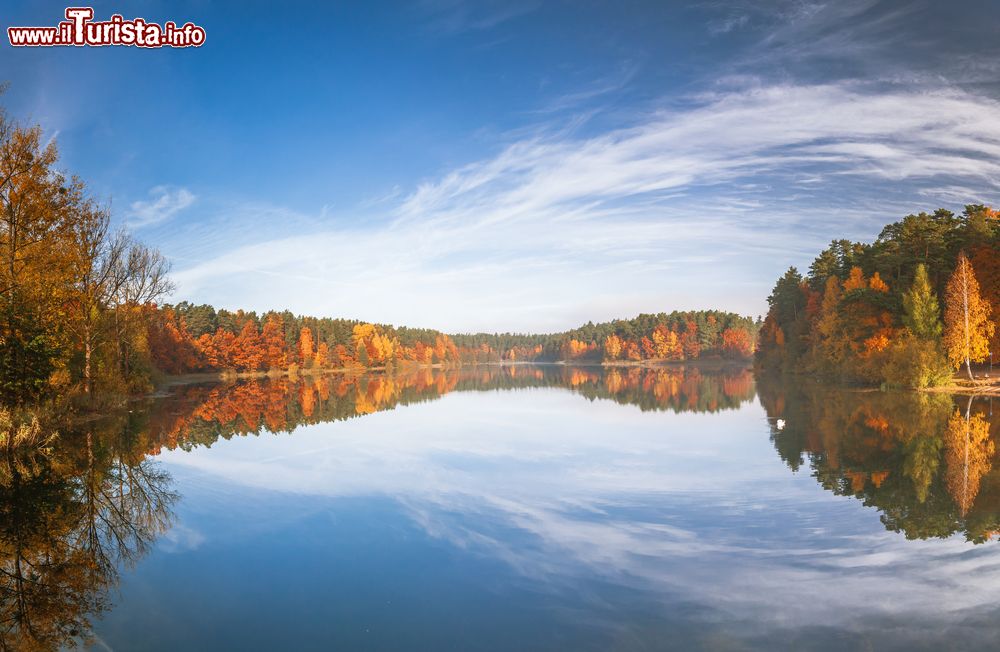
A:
720,327,755,359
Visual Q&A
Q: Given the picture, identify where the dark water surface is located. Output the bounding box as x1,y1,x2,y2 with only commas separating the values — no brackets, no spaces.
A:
4,365,1000,650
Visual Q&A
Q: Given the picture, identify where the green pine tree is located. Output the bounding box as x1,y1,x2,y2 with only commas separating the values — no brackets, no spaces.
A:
902,263,943,340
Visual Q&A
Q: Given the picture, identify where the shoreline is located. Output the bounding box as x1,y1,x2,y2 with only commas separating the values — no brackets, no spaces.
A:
152,358,753,392
756,367,1000,397
921,374,1000,396
145,361,1000,399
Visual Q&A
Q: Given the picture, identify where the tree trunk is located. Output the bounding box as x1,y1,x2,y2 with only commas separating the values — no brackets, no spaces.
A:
84,321,92,397
963,262,973,381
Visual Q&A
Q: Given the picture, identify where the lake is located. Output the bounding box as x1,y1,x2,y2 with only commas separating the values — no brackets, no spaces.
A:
3,365,1000,651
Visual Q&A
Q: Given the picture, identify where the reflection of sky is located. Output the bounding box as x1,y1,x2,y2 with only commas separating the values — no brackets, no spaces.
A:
94,388,1000,650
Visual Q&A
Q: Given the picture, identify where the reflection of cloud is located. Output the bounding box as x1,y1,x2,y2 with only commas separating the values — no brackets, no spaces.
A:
157,523,205,553
157,387,1000,639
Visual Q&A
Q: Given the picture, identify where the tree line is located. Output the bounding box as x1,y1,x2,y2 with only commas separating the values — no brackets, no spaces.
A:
757,206,998,387
147,306,761,376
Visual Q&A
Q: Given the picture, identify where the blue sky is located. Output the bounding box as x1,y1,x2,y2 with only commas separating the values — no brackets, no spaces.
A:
3,0,1000,332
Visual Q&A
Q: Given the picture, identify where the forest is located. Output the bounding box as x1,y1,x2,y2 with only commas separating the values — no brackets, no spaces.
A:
757,206,998,388
0,102,758,410
147,304,759,377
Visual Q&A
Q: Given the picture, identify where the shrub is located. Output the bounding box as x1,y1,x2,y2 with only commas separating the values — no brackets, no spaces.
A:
883,336,953,388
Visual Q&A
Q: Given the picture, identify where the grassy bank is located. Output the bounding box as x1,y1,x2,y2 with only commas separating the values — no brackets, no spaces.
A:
923,373,1000,396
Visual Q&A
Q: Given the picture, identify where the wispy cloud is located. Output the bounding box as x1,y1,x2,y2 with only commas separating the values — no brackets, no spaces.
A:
168,80,1000,331
527,61,640,116
708,12,750,35
128,186,196,229
396,83,1000,225
417,0,537,35
711,0,1000,87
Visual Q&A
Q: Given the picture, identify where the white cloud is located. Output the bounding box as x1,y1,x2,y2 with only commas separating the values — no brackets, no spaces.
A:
708,12,750,35
167,81,1000,331
129,186,196,229
417,0,538,34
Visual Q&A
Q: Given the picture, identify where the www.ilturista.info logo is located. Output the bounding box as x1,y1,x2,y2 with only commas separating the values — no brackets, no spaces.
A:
7,7,205,48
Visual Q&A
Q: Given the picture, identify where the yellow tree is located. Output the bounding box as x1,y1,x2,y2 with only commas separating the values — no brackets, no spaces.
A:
351,323,376,363
371,331,396,363
651,325,681,359
0,120,80,401
944,252,995,380
603,334,623,360
944,397,994,516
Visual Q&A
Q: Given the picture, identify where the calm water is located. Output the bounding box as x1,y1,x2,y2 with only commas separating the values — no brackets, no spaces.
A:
3,365,1000,650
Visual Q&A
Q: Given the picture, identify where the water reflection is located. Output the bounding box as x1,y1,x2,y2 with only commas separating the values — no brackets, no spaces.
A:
0,415,176,650
1,364,752,650
758,374,1000,542
145,364,756,453
8,364,1000,650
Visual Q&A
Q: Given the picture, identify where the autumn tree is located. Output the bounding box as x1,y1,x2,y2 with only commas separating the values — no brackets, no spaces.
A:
260,315,288,369
298,326,316,368
108,239,172,381
813,275,845,371
868,271,889,293
435,334,458,363
234,322,265,371
944,397,994,516
603,334,623,360
198,328,237,369
720,327,754,359
651,325,681,360
147,308,200,374
315,341,330,368
843,266,867,292
0,102,172,401
970,245,1000,354
944,252,995,379
0,116,77,402
66,207,130,396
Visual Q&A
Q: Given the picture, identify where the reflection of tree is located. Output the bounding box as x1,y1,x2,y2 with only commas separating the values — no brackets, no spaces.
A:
0,419,176,650
904,434,942,504
758,372,1000,542
944,397,994,517
143,365,757,454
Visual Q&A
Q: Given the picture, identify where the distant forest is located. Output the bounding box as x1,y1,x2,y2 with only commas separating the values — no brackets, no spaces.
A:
149,305,760,375
757,205,998,387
